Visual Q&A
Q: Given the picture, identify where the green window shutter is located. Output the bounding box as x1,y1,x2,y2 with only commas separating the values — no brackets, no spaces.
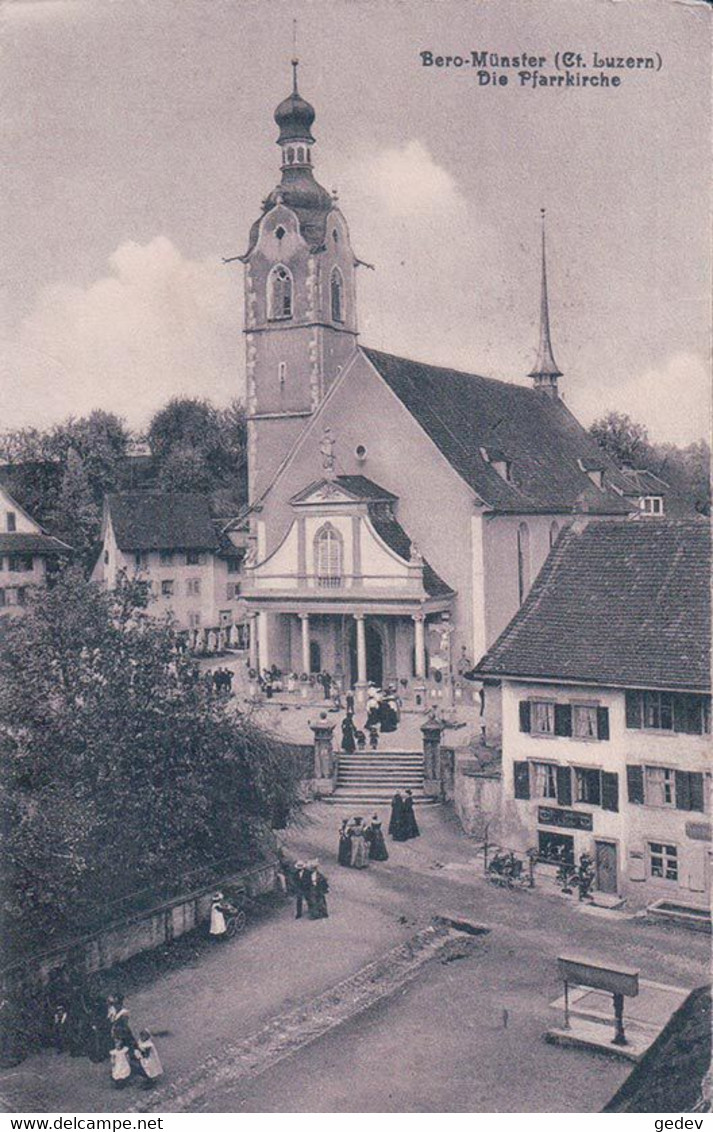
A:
514,761,530,800
556,765,572,806
519,701,531,733
626,765,644,804
688,772,704,813
601,771,619,812
625,691,641,729
675,770,692,811
596,707,610,740
554,704,572,737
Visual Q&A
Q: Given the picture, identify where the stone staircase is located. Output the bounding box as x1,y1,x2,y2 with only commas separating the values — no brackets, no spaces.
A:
327,751,435,805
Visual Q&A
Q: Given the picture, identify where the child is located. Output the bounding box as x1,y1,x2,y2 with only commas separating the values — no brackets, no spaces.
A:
109,1038,131,1089
355,729,366,751
135,1029,163,1089
368,725,379,749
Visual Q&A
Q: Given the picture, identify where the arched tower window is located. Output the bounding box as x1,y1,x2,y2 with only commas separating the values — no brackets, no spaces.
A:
314,522,343,588
517,522,531,605
268,265,293,321
331,267,344,323
549,520,560,548
286,147,294,165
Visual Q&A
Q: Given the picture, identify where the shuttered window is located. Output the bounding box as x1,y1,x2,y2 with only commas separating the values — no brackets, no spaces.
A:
627,765,644,804
675,771,705,813
513,761,530,800
556,765,572,806
554,704,572,737
519,701,531,733
596,707,610,740
601,771,619,812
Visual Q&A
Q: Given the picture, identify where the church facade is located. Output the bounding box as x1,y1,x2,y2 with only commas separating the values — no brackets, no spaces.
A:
234,65,636,708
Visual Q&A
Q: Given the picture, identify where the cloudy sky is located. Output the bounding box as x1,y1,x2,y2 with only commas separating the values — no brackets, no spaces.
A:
1,0,709,444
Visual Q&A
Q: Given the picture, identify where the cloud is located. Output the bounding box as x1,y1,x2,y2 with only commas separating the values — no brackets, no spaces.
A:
571,351,710,447
350,140,466,219
0,236,243,430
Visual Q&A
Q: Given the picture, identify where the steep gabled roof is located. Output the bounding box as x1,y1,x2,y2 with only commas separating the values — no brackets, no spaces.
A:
0,533,71,555
290,475,398,505
475,518,711,692
362,348,634,514
106,493,219,552
367,505,454,598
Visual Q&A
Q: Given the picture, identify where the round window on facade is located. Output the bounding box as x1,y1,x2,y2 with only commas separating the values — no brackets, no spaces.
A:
275,225,285,240
355,444,367,462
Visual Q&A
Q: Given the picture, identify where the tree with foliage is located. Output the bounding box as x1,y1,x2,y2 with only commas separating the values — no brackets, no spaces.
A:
589,411,650,469
148,397,247,511
46,449,101,569
0,568,301,959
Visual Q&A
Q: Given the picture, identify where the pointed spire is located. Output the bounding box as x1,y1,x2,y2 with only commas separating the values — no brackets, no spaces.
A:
529,208,562,397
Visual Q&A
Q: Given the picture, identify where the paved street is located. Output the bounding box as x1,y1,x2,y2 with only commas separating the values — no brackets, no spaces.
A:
2,802,709,1113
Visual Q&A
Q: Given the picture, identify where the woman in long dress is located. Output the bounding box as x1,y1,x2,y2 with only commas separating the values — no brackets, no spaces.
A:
341,714,356,753
337,819,352,867
209,892,228,938
388,792,405,840
307,862,329,919
401,790,420,840
366,815,389,861
349,818,370,868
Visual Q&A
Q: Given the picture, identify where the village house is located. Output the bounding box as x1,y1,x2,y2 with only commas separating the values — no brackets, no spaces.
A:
91,492,247,646
0,482,71,616
229,64,640,712
474,518,711,910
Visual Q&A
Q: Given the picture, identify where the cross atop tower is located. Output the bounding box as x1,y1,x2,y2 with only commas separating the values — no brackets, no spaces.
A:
529,208,562,399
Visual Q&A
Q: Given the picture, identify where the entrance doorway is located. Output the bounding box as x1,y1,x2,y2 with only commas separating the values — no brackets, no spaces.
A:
348,619,384,687
309,640,321,674
595,840,618,894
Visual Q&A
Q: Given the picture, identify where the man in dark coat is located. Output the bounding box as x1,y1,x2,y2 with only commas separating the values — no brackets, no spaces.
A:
401,789,420,839
294,862,311,919
306,860,329,919
388,791,404,840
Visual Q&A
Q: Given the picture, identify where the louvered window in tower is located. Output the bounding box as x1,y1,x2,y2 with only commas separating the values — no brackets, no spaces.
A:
315,524,343,588
269,265,293,320
331,268,344,322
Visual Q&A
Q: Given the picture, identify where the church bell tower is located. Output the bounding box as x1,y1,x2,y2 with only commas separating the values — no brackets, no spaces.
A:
240,62,359,502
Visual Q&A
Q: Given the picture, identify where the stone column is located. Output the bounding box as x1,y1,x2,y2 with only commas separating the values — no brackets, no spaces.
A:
310,714,337,795
300,612,310,676
421,719,445,798
257,610,269,673
248,613,258,670
355,612,367,705
413,612,426,678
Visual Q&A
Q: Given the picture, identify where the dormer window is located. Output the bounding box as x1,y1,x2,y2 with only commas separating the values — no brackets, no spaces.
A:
331,267,344,322
268,265,293,320
577,458,604,489
641,496,664,516
480,447,512,482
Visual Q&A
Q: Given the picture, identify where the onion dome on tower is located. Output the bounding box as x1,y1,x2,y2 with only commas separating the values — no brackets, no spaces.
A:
241,60,334,259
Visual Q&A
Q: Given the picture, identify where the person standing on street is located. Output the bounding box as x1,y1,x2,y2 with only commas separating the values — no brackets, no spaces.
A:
294,861,310,919
401,789,420,840
307,860,329,919
388,791,404,840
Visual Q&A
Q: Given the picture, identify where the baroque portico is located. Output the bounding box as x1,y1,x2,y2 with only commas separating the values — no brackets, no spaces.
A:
242,467,454,701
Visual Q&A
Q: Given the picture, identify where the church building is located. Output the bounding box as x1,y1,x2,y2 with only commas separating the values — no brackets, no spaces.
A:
234,63,636,710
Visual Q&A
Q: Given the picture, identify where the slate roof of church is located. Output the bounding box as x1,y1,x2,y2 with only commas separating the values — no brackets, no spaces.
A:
0,533,71,555
475,518,711,692
290,475,398,504
366,505,454,599
106,493,219,552
362,348,634,515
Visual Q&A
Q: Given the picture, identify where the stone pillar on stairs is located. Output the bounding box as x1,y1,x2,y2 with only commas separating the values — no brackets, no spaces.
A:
421,718,446,799
310,713,337,796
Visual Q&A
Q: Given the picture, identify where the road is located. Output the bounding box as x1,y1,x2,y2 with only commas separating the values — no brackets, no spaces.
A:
2,802,708,1113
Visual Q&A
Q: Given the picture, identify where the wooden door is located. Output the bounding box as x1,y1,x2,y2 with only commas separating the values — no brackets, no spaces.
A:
595,840,618,894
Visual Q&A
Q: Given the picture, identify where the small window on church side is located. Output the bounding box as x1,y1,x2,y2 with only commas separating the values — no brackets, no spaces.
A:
286,147,294,164
278,361,286,386
331,267,344,323
268,265,293,320
549,520,559,548
297,146,305,163
332,228,339,244
517,522,531,605
275,225,285,240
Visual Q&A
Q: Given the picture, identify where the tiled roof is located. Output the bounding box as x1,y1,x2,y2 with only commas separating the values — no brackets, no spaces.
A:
362,348,634,514
107,493,219,552
0,533,71,554
475,519,711,691
367,505,454,598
